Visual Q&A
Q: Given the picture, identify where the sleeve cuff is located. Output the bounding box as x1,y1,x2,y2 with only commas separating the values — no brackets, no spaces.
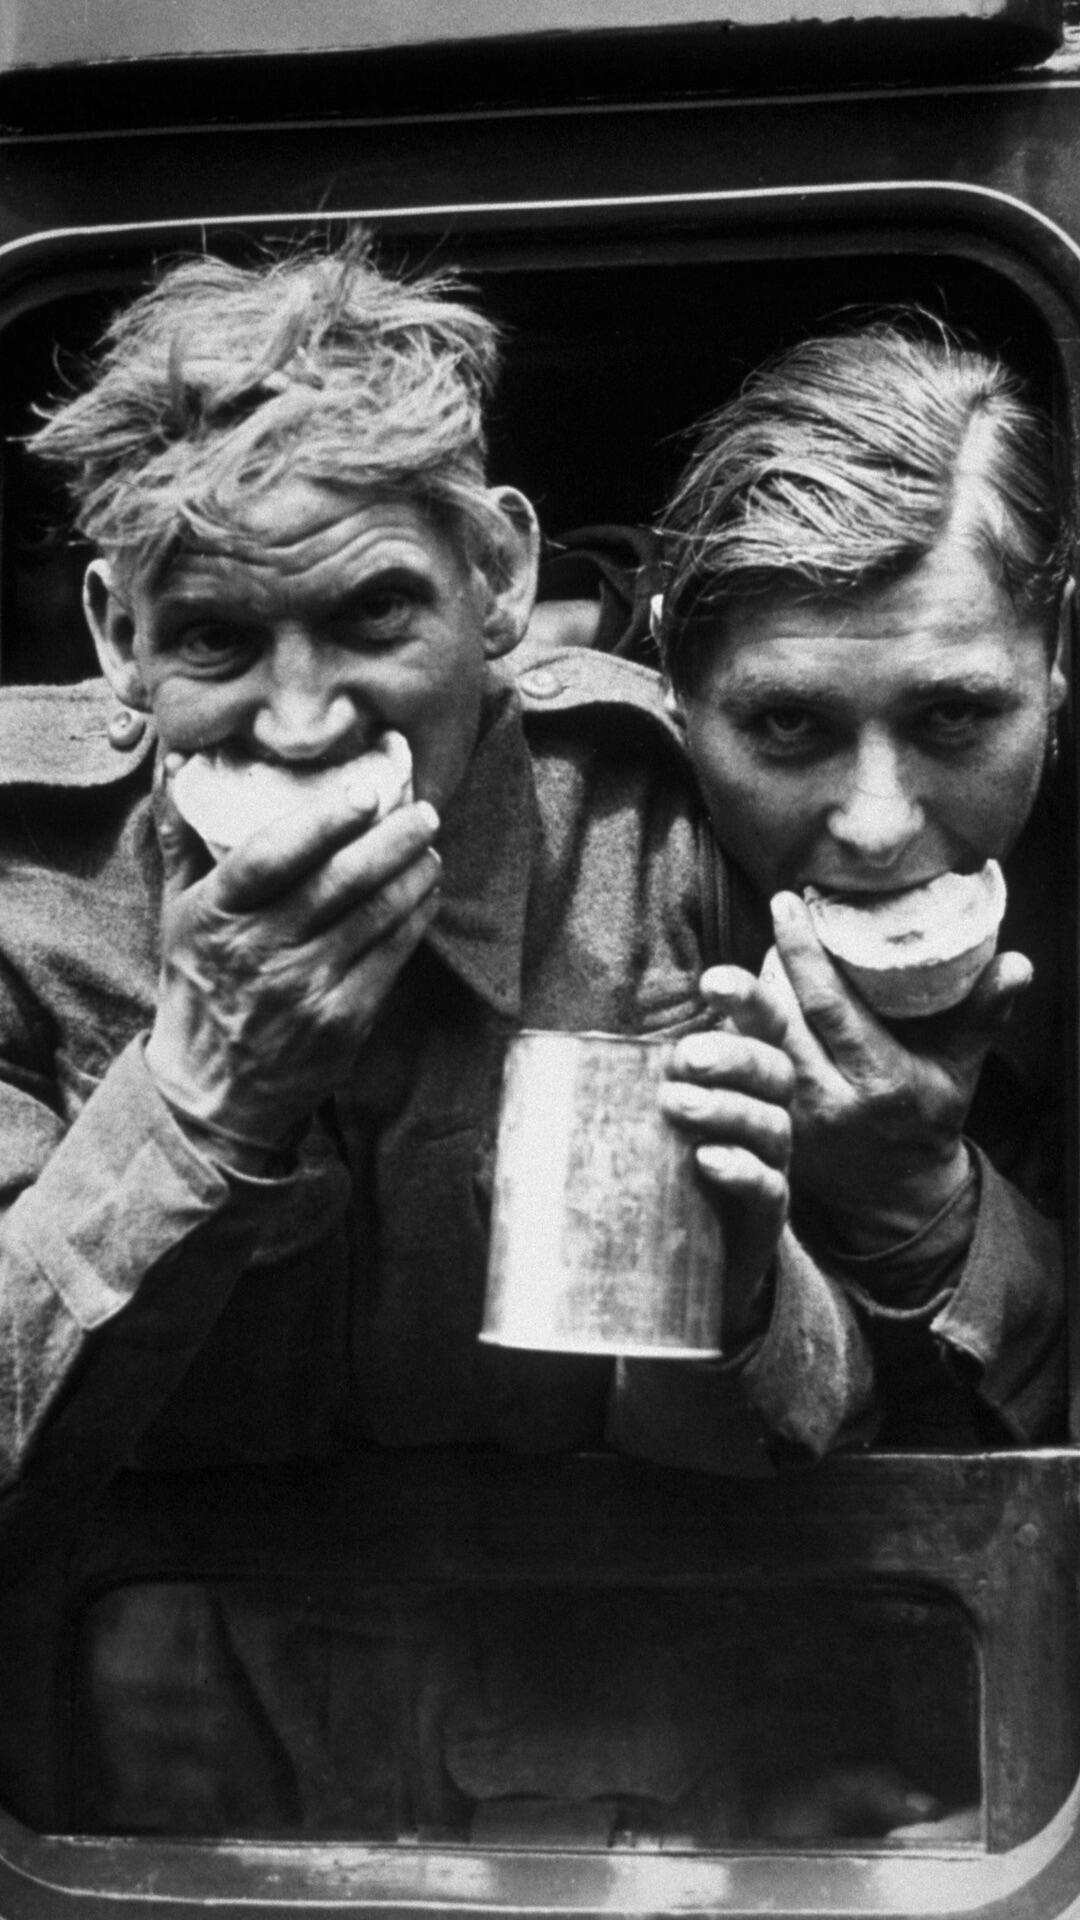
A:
607,1228,878,1474
4,1038,301,1332
927,1145,1065,1439
738,1227,877,1458
807,1155,979,1316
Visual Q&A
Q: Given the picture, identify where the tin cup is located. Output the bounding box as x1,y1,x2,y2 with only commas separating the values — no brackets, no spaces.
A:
480,1029,724,1359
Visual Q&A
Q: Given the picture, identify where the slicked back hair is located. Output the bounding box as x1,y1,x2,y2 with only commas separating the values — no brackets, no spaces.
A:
28,232,511,590
659,318,1071,696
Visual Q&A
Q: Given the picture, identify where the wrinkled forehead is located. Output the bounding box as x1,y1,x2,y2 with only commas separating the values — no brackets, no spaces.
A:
678,528,1059,686
127,481,465,607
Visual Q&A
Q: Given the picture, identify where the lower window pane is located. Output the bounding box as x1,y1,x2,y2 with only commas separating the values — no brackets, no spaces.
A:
71,1581,980,1847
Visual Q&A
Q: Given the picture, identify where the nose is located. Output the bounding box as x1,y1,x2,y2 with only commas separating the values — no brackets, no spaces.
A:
826,731,924,871
251,627,364,762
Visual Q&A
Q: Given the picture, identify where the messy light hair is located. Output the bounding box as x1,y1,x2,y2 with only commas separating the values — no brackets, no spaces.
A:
28,231,511,588
660,316,1071,695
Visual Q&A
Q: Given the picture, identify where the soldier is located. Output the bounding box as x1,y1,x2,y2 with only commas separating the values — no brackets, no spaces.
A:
654,318,1067,1451
0,237,876,1837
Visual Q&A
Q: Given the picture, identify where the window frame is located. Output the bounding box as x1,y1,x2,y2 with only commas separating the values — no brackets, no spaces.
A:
0,181,1076,1918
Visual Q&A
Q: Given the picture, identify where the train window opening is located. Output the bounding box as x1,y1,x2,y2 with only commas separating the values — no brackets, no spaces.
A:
0,217,1073,1906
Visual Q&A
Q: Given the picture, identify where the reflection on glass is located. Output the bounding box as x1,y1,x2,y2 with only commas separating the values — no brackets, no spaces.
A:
71,1581,980,1847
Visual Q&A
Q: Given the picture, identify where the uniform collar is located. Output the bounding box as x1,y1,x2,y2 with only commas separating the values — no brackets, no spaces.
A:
423,671,535,1022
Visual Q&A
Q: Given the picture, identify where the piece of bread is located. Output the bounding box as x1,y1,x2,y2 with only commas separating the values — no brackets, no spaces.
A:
804,860,1007,1018
171,730,413,860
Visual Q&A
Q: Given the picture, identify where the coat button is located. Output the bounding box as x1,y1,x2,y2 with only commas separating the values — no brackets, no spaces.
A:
107,708,147,751
518,667,564,701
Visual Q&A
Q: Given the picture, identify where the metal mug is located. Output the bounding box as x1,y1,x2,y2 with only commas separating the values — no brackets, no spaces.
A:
481,1029,724,1359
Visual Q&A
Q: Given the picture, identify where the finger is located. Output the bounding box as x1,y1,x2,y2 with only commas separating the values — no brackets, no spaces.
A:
770,890,898,1074
666,1027,796,1106
300,822,443,939
758,943,852,1097
217,797,440,916
693,1142,788,1222
929,949,1034,1070
952,946,1032,1029
693,1146,788,1293
325,887,444,1035
698,964,791,1047
304,844,444,981
660,1081,792,1169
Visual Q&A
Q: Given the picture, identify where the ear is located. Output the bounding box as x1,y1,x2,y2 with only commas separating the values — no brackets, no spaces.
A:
1050,577,1074,713
83,559,150,711
476,487,540,660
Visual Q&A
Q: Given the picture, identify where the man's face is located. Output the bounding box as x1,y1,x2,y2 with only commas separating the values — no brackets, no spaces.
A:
116,481,507,814
676,525,1066,904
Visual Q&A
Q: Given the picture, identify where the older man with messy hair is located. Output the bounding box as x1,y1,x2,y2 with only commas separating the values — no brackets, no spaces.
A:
0,237,883,1839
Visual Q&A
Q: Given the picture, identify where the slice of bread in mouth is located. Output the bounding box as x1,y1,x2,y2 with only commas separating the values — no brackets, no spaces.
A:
171,730,413,860
804,860,1007,1018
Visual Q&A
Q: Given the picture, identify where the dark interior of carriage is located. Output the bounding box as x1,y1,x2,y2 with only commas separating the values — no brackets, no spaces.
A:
0,245,1058,684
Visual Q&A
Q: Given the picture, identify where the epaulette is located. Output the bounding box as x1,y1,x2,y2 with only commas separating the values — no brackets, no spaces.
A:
0,678,155,789
512,645,685,756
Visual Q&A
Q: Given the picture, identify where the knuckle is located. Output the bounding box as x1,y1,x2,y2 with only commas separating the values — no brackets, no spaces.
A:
771,1050,797,1101
719,1033,755,1080
676,1081,713,1122
876,1080,920,1127
227,841,280,891
671,1030,725,1078
361,873,419,938
767,1109,793,1164
801,985,843,1029
761,1166,789,1212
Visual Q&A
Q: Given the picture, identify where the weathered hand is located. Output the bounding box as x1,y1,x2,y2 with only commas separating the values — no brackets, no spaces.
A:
144,766,442,1155
659,966,795,1334
765,888,1033,1248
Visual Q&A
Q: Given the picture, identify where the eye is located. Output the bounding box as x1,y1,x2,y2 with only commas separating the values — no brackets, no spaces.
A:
173,622,258,671
340,586,418,646
919,699,999,745
746,706,828,754
366,591,411,628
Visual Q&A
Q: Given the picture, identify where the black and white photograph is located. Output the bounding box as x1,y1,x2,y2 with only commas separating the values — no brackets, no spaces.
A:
0,5,1073,1918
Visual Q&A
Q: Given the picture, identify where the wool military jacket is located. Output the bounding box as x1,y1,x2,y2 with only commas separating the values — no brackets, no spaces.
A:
0,651,1061,1563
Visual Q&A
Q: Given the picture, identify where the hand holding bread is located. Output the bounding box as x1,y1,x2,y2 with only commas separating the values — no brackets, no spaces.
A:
145,735,440,1163
761,880,1032,1258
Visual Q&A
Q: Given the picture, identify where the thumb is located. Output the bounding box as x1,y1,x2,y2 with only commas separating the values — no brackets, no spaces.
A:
935,950,1033,1068
156,757,211,900
758,942,837,1084
759,943,802,1030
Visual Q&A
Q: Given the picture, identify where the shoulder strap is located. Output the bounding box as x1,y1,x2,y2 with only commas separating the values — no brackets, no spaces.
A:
0,679,155,789
513,644,684,753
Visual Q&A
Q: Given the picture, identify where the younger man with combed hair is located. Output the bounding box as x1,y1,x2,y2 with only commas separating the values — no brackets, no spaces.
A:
650,319,1067,1452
